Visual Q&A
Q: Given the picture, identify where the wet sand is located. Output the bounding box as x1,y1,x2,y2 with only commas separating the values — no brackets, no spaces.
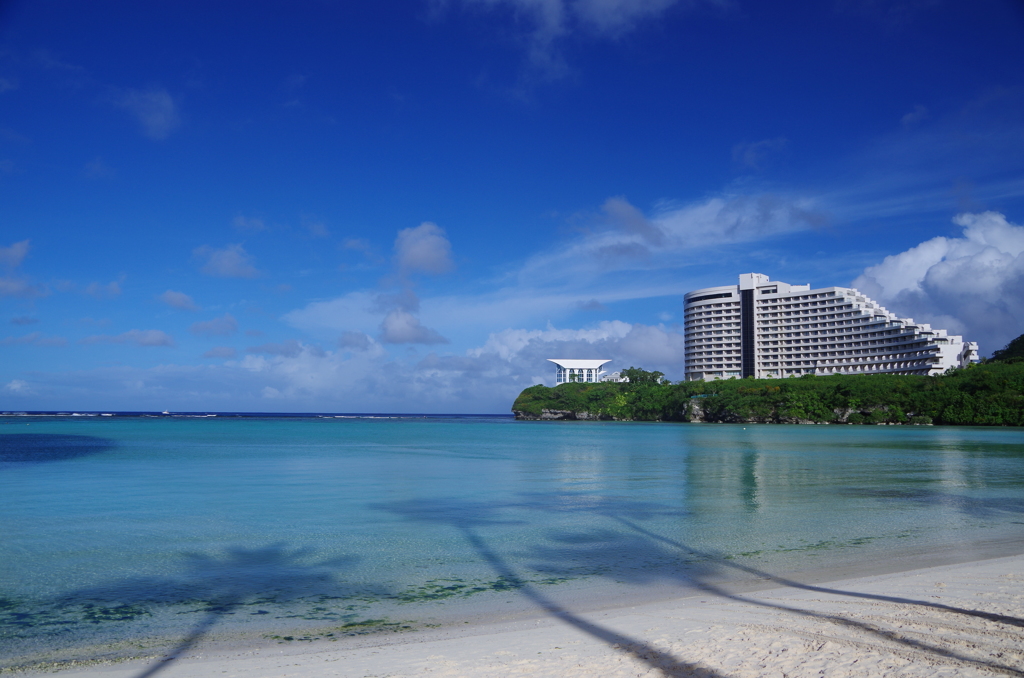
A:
20,552,1024,678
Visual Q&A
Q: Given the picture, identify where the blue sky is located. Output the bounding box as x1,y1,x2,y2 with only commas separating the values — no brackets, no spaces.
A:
2,0,1024,413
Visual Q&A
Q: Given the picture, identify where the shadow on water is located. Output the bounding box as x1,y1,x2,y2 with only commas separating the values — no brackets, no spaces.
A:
41,544,376,678
0,434,116,463
375,498,728,678
515,491,1024,676
377,492,1024,677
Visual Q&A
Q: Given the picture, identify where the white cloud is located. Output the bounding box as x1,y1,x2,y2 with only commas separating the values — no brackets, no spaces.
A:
447,0,720,76
83,157,114,179
4,379,30,393
247,340,321,358
0,240,29,268
10,317,686,412
901,104,928,128
518,192,824,283
233,215,268,232
469,320,631,359
0,280,44,298
0,332,67,347
380,309,449,344
81,329,176,347
84,280,122,298
394,222,454,276
203,346,237,359
852,211,1024,355
283,290,383,337
338,331,373,351
116,87,180,140
0,239,45,298
305,220,330,238
190,313,238,337
159,290,199,311
822,90,1024,224
467,321,685,375
732,137,788,170
288,223,453,348
194,244,262,278
577,298,606,311
573,0,682,34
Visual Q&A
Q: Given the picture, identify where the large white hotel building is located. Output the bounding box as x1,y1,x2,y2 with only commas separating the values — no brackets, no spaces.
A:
684,273,978,381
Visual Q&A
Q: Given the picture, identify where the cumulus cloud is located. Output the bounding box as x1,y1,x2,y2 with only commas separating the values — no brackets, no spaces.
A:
81,329,176,347
0,240,29,268
283,290,381,335
0,332,67,347
380,309,449,344
394,222,454,276
412,320,685,405
852,211,1024,355
159,290,199,311
194,244,262,278
116,86,180,140
11,316,686,412
203,346,237,359
339,331,373,351
190,313,238,337
465,320,686,376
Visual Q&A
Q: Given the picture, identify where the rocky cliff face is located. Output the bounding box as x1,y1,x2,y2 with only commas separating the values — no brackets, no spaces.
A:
513,409,613,421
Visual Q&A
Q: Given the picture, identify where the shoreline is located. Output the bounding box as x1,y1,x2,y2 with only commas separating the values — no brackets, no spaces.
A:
12,550,1024,678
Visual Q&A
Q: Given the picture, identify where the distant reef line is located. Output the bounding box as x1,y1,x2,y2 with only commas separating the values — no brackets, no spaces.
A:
511,360,1024,426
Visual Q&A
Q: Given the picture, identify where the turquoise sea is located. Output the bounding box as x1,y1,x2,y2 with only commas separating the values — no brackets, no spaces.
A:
2,415,1023,670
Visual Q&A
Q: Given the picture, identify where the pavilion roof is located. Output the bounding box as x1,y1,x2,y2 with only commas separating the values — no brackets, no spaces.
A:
546,359,611,369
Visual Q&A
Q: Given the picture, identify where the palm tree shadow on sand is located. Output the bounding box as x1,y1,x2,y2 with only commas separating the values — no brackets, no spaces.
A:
61,543,372,678
516,491,1024,677
374,497,730,678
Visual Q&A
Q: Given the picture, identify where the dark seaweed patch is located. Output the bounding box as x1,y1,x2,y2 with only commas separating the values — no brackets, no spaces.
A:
81,604,150,624
0,434,116,463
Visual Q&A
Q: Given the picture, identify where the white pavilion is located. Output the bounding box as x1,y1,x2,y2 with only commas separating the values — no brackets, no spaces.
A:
547,359,621,384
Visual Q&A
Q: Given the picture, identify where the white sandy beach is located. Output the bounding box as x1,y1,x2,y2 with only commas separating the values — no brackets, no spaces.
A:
21,553,1024,678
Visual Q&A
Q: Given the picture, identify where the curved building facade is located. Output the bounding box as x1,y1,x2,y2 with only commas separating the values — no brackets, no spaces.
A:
683,273,978,381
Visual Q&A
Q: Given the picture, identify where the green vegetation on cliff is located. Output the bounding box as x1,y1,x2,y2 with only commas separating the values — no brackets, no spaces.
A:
512,359,1024,426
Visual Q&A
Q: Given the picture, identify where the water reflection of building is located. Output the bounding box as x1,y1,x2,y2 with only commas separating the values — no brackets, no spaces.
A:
684,438,764,515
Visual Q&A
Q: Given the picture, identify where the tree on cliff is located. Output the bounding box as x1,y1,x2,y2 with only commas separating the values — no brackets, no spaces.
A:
620,367,664,385
992,333,1024,362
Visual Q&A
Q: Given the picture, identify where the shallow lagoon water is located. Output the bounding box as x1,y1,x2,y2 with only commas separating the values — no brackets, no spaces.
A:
1,416,1023,668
